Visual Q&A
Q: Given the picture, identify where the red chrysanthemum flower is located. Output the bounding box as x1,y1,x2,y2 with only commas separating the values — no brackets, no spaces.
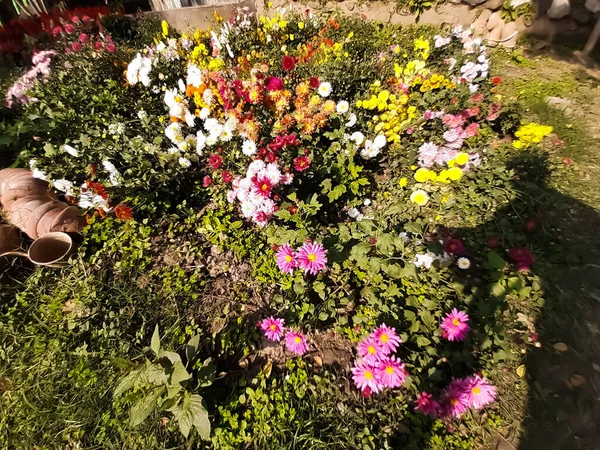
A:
491,76,502,85
293,156,310,172
202,175,213,187
310,77,320,88
282,55,296,71
444,238,465,255
114,203,133,220
208,154,223,169
222,171,233,183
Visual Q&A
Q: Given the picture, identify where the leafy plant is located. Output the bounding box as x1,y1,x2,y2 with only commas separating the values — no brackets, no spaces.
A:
113,326,215,440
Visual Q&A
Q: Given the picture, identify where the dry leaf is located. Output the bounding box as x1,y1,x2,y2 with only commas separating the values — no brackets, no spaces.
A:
553,342,568,352
263,359,273,378
569,374,586,388
313,355,323,367
516,364,526,378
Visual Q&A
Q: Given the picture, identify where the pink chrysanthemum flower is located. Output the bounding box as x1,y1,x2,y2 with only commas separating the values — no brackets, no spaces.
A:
275,244,297,274
351,360,382,394
285,330,309,355
375,355,408,388
415,392,440,416
370,324,402,354
440,378,470,418
440,308,470,342
463,375,497,409
259,316,285,341
296,242,327,275
253,176,273,198
356,336,385,365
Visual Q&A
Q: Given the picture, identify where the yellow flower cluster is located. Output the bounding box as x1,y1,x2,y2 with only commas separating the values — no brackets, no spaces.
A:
417,73,455,93
413,36,430,60
414,167,463,184
395,60,428,78
512,123,553,149
356,82,418,143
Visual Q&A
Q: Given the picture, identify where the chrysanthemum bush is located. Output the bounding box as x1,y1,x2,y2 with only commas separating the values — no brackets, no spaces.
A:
0,5,556,449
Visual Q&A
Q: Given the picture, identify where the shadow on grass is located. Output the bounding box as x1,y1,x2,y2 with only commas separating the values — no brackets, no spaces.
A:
479,151,600,449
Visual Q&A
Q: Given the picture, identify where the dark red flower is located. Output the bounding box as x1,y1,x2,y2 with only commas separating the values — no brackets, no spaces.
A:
253,176,273,197
369,237,376,245
288,205,298,214
106,43,115,53
265,76,284,91
222,171,233,183
310,77,320,88
444,238,465,255
293,156,310,172
114,204,133,220
208,154,222,169
508,247,535,272
492,76,502,85
282,55,296,71
94,41,103,50
71,42,82,51
525,219,537,232
266,152,277,163
487,236,500,248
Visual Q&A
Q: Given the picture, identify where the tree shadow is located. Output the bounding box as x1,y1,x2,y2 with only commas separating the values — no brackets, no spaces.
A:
468,150,600,449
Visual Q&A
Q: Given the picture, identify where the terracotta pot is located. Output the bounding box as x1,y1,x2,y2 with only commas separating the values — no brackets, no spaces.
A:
36,201,68,238
0,224,22,256
50,206,87,234
8,195,55,236
28,232,74,267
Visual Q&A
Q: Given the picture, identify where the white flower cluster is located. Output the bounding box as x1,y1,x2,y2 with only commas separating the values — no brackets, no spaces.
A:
126,53,152,87
226,160,293,227
413,251,453,269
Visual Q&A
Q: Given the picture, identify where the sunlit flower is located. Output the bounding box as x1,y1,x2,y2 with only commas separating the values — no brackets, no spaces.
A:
375,355,408,388
351,360,381,394
457,257,470,269
259,316,285,341
410,189,429,206
370,324,401,354
242,140,257,156
357,336,385,365
293,156,310,172
276,244,297,274
336,100,349,114
318,82,332,97
463,375,497,409
440,378,469,418
297,242,327,275
285,330,309,355
440,308,470,341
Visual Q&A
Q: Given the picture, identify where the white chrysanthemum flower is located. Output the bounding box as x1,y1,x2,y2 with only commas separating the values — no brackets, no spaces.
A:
247,160,266,178
360,140,380,159
241,201,256,218
413,252,437,269
206,134,218,147
178,157,191,168
63,144,79,157
204,118,221,134
457,257,471,269
184,134,197,147
203,88,214,105
178,79,186,92
185,110,196,127
199,107,210,120
227,189,237,203
168,147,180,155
137,110,147,120
242,140,257,156
53,179,74,195
373,134,387,150
336,100,349,114
264,163,282,185
156,42,166,52
152,86,160,94
399,232,409,243
165,122,183,144
224,116,238,132
350,131,365,146
187,64,202,87
345,113,357,128
31,168,47,180
220,128,233,142
348,207,360,219
363,199,372,206
318,81,332,97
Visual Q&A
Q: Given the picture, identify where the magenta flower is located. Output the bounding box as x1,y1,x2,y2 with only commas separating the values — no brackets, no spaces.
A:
414,392,440,416
253,176,273,198
259,316,285,341
375,355,408,388
296,242,327,275
351,360,382,394
356,336,385,365
440,378,470,418
440,308,470,342
276,244,297,274
370,324,402,354
463,375,497,409
285,330,309,355
265,76,284,91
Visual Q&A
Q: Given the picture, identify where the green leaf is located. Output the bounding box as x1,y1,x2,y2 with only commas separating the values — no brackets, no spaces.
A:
169,361,192,385
151,325,160,356
129,386,164,427
318,311,329,321
186,334,201,366
172,392,211,439
485,251,506,270
415,336,431,347
490,282,506,299
114,368,142,397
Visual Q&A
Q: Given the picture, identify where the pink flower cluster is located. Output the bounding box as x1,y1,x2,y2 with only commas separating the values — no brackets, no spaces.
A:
275,242,327,275
418,110,482,168
65,32,115,54
351,324,408,395
440,308,470,341
227,160,293,226
258,316,309,355
6,50,56,108
415,375,496,419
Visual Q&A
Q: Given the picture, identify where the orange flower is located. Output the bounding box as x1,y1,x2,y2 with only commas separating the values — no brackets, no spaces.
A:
114,203,133,220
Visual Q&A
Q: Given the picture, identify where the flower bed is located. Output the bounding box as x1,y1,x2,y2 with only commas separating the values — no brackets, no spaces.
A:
0,6,556,449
